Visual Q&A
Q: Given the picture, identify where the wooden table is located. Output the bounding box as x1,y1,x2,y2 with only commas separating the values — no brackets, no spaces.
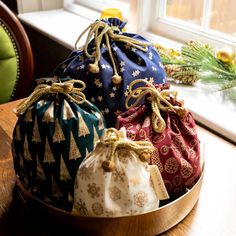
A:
0,100,235,236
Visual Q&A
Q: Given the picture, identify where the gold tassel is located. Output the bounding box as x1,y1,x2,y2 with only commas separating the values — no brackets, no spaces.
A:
101,128,155,172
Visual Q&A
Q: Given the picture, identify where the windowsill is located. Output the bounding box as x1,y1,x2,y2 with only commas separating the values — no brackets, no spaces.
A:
18,9,95,50
169,83,236,143
18,9,236,143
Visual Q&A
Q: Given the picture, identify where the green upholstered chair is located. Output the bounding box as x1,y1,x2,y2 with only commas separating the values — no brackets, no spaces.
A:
0,1,34,104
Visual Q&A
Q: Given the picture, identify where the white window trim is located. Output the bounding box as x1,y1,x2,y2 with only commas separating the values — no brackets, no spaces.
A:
137,0,236,49
16,0,236,143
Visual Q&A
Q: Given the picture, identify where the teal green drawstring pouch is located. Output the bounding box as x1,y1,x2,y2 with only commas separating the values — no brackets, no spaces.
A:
12,78,106,211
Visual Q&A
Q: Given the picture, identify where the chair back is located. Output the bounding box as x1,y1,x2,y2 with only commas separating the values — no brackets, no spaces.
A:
0,1,34,103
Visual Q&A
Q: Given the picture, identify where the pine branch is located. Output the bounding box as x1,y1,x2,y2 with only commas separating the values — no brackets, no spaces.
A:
155,41,236,93
219,80,236,91
181,42,227,70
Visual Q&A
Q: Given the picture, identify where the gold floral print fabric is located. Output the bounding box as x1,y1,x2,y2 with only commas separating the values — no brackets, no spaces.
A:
73,129,161,217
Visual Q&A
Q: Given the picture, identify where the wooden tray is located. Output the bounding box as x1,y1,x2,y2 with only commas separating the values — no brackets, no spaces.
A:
16,167,204,236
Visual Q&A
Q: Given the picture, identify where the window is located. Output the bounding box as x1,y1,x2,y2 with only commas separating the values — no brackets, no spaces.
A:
138,0,236,142
148,0,236,48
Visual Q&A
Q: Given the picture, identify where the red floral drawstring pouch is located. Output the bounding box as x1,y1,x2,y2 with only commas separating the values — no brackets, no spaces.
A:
116,80,202,198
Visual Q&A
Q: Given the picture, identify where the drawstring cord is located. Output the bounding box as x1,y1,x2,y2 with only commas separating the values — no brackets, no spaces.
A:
15,80,86,116
125,80,188,133
75,20,150,86
100,128,155,172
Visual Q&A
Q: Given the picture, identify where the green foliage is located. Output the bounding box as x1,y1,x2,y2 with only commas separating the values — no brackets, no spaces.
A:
155,41,236,92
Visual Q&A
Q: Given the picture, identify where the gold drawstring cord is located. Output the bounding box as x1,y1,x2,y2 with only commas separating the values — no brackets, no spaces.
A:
15,79,86,116
74,20,150,85
125,79,188,133
100,128,155,172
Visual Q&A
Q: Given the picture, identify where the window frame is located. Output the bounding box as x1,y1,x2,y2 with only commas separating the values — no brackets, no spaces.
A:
138,0,236,49
137,0,236,143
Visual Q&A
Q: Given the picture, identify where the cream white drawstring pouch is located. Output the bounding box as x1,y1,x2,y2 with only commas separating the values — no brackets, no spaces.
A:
73,128,169,217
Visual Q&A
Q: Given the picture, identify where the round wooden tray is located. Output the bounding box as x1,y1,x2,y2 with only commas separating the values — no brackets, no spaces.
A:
16,167,204,236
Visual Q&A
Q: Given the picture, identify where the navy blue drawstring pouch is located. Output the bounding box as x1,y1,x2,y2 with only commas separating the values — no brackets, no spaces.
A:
53,18,166,127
